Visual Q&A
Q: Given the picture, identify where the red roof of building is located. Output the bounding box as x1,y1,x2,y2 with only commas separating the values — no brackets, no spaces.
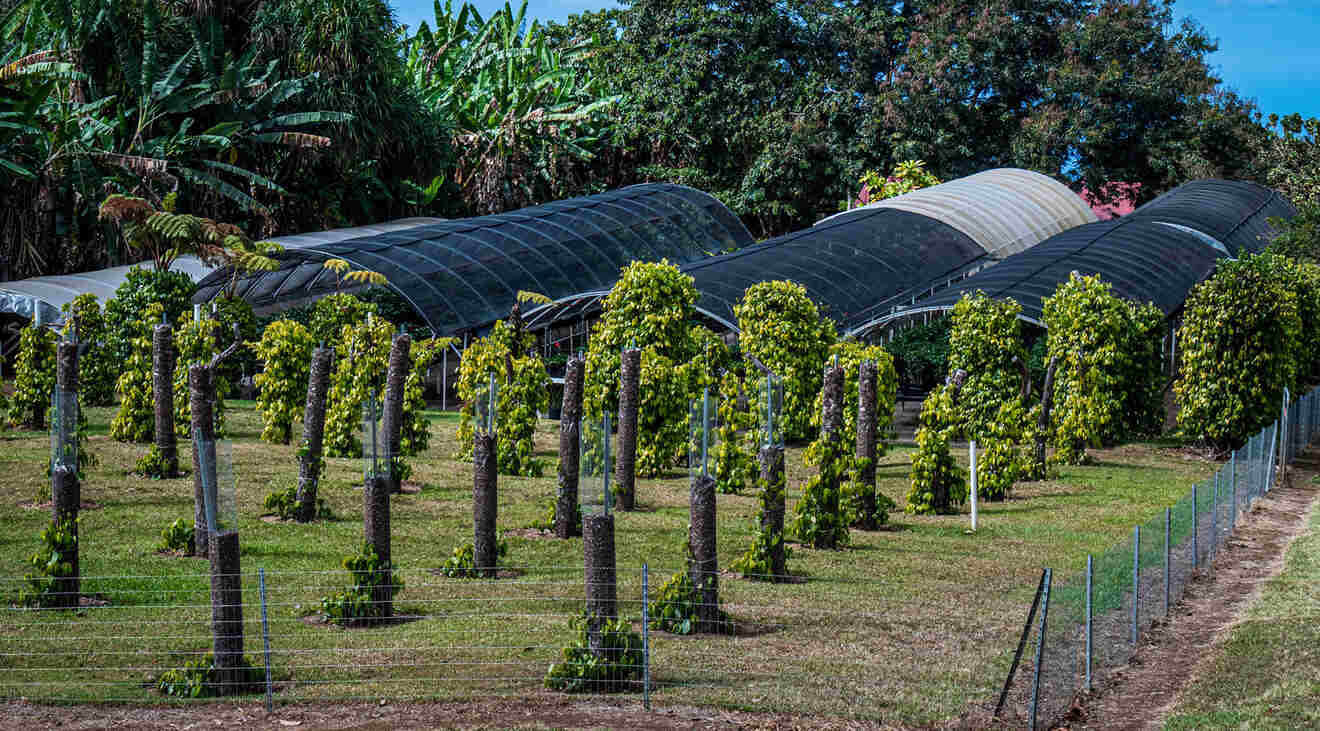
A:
1079,182,1141,220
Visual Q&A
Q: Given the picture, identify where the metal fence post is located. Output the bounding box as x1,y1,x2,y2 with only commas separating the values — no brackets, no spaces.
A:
1212,472,1219,563
1163,508,1171,617
1231,450,1238,531
1029,568,1052,731
1131,525,1140,646
642,563,650,710
1085,555,1093,690
1192,482,1199,569
259,567,272,712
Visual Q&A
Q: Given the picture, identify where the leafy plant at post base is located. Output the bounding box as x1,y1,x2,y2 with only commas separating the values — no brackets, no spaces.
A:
583,261,701,476
156,518,195,554
263,483,331,521
438,537,510,578
135,444,175,479
790,430,852,548
647,543,732,635
110,303,164,443
731,457,793,580
323,317,394,457
61,293,115,406
906,384,967,515
530,498,580,534
320,543,404,624
399,337,449,456
735,281,836,443
455,320,548,476
713,372,755,495
19,517,77,608
103,267,197,368
1176,253,1305,452
1044,273,1164,464
544,612,644,693
157,654,263,698
253,319,316,444
172,310,228,440
8,320,56,429
307,292,378,344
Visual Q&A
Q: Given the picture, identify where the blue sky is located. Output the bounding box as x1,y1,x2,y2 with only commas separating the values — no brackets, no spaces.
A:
389,0,1320,121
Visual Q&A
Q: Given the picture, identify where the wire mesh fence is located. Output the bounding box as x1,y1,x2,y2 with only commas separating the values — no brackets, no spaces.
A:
1001,386,1320,729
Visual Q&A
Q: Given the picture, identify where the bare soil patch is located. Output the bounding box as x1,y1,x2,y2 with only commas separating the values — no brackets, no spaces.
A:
1069,456,1320,730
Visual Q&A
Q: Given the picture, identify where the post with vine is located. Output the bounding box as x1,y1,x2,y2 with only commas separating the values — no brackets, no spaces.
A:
295,344,333,522
581,411,618,661
380,331,413,494
472,374,499,578
362,389,394,616
689,389,723,632
555,356,584,538
855,360,880,530
615,346,640,511
50,336,81,608
151,318,179,477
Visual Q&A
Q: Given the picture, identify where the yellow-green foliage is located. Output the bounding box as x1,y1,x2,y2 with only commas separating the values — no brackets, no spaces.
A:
62,294,115,406
1176,253,1305,450
8,321,56,429
906,384,966,515
172,311,230,440
1044,273,1164,464
323,317,394,457
811,340,899,453
308,293,377,344
400,338,448,456
713,371,755,495
735,281,836,442
456,321,549,476
584,261,700,476
790,423,851,549
110,303,163,443
947,292,1028,442
254,320,316,444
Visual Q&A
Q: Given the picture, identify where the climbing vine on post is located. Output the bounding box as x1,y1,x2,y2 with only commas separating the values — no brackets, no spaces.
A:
172,311,228,440
400,337,447,456
791,362,850,549
8,320,56,429
111,303,164,443
456,320,549,477
62,294,115,406
905,382,967,515
323,317,395,457
253,320,316,444
713,372,755,494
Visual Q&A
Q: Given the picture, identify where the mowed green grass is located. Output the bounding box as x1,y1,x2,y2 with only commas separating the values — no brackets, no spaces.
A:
1164,487,1320,730
0,402,1216,723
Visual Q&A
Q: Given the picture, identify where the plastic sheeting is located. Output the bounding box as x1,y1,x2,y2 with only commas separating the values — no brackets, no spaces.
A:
1127,179,1296,255
193,184,753,335
816,168,1098,258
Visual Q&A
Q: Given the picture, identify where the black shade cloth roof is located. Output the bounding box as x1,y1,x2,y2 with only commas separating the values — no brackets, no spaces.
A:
1127,179,1297,255
192,183,754,334
860,219,1228,328
681,207,989,330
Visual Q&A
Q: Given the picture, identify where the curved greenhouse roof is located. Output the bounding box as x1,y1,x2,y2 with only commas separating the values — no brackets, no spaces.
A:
193,184,753,335
816,168,1098,258
851,219,1228,332
1126,179,1296,255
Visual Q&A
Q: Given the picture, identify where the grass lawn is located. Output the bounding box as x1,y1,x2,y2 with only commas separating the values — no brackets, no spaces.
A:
0,401,1218,724
1164,481,1320,730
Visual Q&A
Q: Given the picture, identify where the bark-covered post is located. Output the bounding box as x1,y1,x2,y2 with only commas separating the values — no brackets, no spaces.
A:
583,511,617,660
152,322,178,477
50,340,80,608
363,390,393,617
820,362,845,546
615,347,640,511
689,469,721,632
380,333,412,494
473,430,498,577
189,365,215,558
855,360,879,530
555,357,583,538
295,346,332,523
1032,357,1060,478
757,444,787,578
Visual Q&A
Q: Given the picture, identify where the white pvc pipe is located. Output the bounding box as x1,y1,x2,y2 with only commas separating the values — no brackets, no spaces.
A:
969,440,979,532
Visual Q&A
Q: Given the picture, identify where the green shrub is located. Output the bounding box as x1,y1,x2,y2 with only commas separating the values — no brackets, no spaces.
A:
455,321,548,476
262,483,331,521
110,303,163,443
103,266,196,366
906,384,966,515
254,320,316,444
308,293,377,344
730,485,792,580
8,322,56,429
1176,253,1304,451
62,294,115,406
210,295,258,387
323,317,394,457
320,543,404,624
399,337,447,456
172,310,229,440
885,317,952,390
157,654,263,698
947,292,1028,442
19,517,78,607
712,372,755,495
439,537,509,578
156,518,195,554
584,261,701,476
735,281,836,442
646,566,729,634
790,426,852,548
544,612,644,693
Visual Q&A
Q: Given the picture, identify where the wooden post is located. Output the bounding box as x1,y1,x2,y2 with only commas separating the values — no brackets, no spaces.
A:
1032,357,1059,478
689,472,721,631
152,323,178,477
555,357,583,538
363,469,392,618
209,530,244,695
189,365,215,558
473,431,498,577
855,360,879,530
615,347,640,511
50,341,80,609
380,333,412,493
583,512,618,660
820,362,844,547
295,346,332,523
758,444,787,579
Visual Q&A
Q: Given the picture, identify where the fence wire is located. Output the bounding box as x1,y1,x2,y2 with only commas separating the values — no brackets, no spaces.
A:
1003,386,1320,729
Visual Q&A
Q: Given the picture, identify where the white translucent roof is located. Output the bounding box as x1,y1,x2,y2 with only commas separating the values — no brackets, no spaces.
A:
816,168,1098,258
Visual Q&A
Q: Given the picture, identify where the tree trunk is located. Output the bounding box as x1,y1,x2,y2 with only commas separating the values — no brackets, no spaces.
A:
855,360,879,530
295,346,333,522
381,334,411,493
689,473,722,632
820,363,845,547
363,472,392,619
1033,356,1060,477
758,445,787,579
50,341,80,608
615,348,640,510
209,530,245,695
555,357,583,538
152,323,178,477
583,512,617,661
189,365,215,558
473,431,498,578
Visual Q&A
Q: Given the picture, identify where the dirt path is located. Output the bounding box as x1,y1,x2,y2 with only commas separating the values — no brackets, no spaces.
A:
1070,454,1320,730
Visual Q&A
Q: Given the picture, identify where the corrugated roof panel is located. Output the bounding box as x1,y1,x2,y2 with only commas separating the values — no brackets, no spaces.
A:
1127,179,1297,255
